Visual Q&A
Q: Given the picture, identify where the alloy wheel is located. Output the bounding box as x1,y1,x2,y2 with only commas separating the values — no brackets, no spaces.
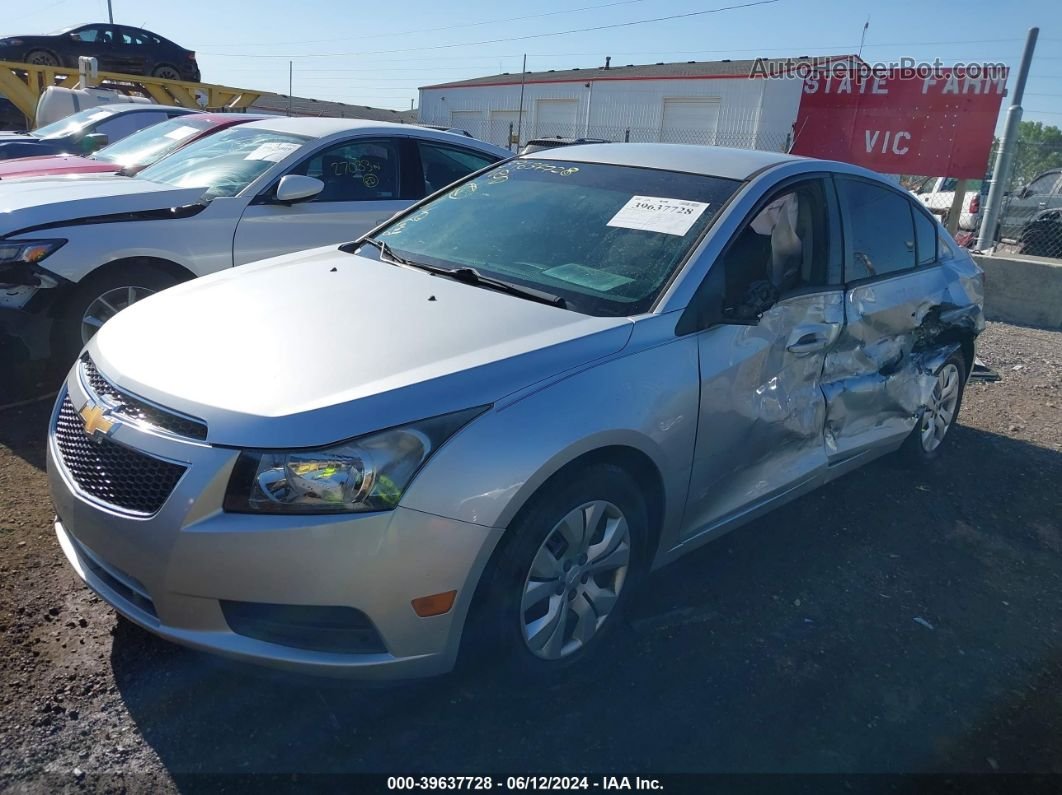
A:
153,66,181,80
920,363,961,452
520,499,631,660
81,285,157,344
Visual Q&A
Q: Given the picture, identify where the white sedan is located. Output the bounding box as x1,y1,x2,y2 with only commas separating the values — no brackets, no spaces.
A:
0,118,509,357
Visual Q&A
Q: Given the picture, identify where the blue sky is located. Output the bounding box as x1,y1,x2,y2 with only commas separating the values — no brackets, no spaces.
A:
6,0,1061,128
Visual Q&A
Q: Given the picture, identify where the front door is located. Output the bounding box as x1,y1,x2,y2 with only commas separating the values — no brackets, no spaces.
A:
232,137,411,267
999,171,1062,241
681,177,844,539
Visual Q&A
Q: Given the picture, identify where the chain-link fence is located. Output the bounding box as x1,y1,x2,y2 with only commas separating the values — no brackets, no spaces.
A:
427,116,792,156
907,137,1062,260
989,138,1062,259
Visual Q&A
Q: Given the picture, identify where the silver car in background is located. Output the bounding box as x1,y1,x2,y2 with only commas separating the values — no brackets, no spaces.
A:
47,144,983,680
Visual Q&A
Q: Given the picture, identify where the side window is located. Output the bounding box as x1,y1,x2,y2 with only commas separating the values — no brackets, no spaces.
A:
93,111,169,141
912,206,938,266
293,139,401,202
1026,173,1057,195
719,179,831,319
418,141,498,195
71,26,109,43
838,179,916,281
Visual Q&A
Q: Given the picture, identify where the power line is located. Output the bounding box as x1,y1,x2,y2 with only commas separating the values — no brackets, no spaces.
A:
203,38,1035,67
201,0,782,59
194,0,655,48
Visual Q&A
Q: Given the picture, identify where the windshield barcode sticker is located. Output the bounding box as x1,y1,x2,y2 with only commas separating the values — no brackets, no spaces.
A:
607,196,710,236
164,125,198,140
244,142,301,162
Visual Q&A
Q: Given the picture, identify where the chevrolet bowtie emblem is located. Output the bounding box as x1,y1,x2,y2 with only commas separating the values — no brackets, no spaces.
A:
79,402,115,439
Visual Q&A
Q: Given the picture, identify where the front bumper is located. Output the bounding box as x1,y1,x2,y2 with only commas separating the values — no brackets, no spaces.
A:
47,374,503,680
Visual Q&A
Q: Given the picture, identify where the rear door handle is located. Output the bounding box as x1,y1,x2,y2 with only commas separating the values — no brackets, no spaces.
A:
786,323,841,355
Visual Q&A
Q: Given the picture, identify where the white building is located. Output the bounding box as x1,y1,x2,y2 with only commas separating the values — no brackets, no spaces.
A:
418,56,850,151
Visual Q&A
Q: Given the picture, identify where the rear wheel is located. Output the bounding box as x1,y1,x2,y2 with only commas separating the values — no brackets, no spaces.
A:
24,50,59,67
464,463,647,678
54,265,180,360
151,64,182,81
900,351,966,463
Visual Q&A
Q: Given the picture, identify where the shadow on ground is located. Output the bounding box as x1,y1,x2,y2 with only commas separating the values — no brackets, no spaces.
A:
105,424,1062,782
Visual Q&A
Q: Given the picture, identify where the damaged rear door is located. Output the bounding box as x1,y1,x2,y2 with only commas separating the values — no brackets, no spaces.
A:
678,175,845,540
821,176,982,463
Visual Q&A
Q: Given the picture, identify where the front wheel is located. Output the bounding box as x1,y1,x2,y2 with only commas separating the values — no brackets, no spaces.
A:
24,50,60,67
900,351,967,463
465,463,648,677
54,265,180,360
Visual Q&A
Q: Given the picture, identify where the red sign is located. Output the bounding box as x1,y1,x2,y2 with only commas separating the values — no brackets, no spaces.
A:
790,67,1008,178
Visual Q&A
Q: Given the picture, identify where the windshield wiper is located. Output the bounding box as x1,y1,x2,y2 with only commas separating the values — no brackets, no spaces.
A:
352,238,567,309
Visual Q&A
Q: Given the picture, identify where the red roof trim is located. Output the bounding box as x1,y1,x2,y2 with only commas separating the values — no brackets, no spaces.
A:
421,73,778,90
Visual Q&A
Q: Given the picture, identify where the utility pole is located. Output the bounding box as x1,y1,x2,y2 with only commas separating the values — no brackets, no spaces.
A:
516,54,527,150
288,61,293,117
107,0,114,23
977,27,1038,250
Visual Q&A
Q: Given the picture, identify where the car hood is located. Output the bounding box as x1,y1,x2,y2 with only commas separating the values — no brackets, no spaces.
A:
0,134,61,160
88,247,634,448
0,154,116,180
0,176,207,236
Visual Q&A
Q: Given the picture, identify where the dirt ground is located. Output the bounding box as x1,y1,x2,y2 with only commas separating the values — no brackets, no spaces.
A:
0,321,1060,792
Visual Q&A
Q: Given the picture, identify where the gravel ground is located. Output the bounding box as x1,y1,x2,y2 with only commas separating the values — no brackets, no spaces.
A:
0,321,1060,792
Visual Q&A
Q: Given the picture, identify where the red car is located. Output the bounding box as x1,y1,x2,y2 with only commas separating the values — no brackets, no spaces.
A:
0,112,266,180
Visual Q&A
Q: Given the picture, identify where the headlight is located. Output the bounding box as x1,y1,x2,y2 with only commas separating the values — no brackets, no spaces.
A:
0,239,66,266
0,39,24,46
223,407,486,514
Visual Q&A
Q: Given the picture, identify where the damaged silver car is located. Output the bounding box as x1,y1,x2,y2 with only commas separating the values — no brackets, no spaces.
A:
48,144,983,680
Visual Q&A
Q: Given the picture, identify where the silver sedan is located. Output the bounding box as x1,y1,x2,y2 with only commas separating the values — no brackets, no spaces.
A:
47,143,983,679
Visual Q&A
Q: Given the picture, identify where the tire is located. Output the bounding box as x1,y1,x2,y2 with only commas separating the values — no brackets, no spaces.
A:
24,50,60,67
53,265,180,361
151,64,182,81
462,463,649,679
899,350,967,463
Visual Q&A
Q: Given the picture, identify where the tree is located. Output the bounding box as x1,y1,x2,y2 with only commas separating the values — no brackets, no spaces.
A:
988,121,1062,187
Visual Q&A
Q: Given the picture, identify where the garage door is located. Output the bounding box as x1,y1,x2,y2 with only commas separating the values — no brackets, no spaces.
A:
534,99,578,138
449,110,484,138
489,110,523,148
660,98,721,145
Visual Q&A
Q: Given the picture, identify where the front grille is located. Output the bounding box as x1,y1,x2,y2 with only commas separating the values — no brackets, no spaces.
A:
81,355,208,441
54,396,186,515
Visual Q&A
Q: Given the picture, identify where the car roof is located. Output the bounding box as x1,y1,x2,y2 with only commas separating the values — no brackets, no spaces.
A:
529,143,804,181
237,116,509,154
240,117,426,137
194,113,269,125
81,103,199,115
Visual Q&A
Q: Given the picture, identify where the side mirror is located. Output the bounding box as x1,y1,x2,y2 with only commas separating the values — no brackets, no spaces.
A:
81,133,108,153
274,174,323,204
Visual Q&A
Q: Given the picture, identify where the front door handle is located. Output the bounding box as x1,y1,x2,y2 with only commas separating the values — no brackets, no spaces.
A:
786,323,841,355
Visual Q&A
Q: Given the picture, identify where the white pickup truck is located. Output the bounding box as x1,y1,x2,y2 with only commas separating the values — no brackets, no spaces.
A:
911,177,987,232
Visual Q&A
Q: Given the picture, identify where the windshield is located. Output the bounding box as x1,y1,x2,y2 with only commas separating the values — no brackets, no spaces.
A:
135,127,309,199
374,159,740,316
92,116,215,168
33,107,115,139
